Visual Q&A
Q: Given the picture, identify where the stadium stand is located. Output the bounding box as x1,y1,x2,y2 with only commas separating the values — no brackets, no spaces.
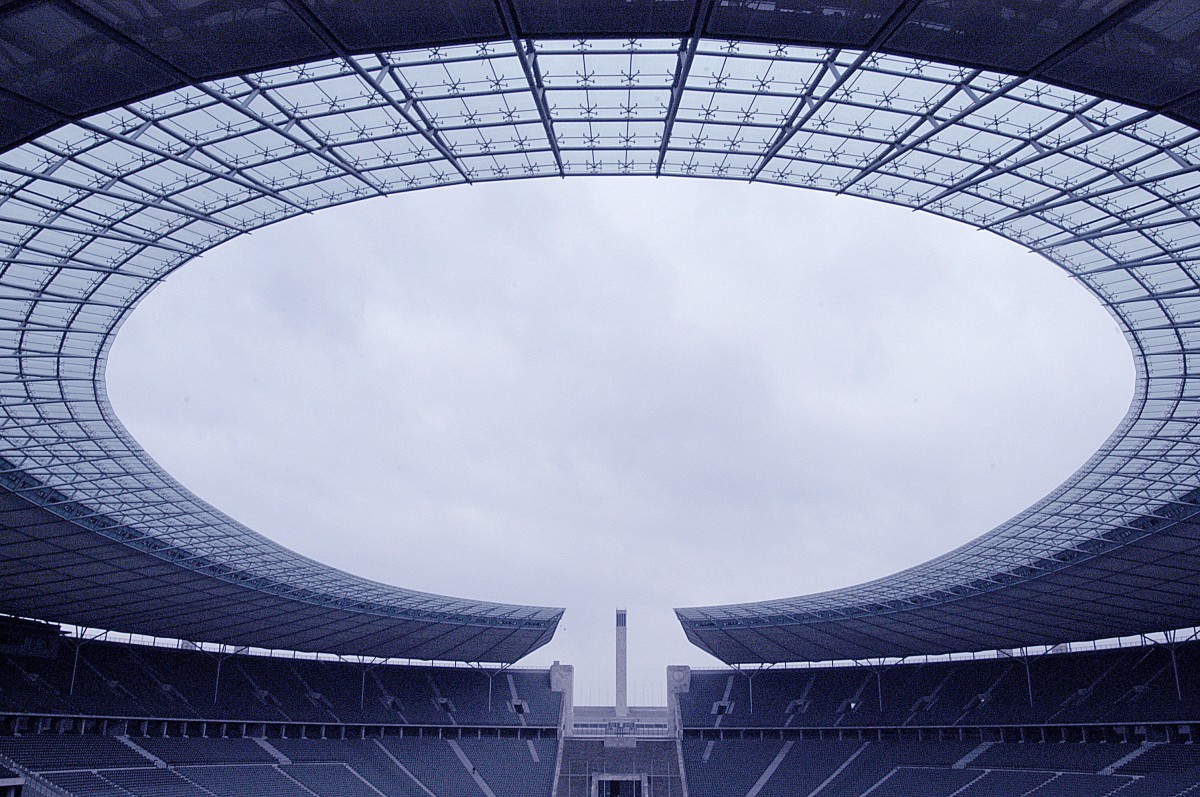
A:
456,736,559,797
663,641,1200,794
0,736,148,771
282,763,383,797
7,637,1200,794
676,738,1200,797
176,765,314,797
0,638,559,730
556,739,683,797
270,737,433,796
0,733,558,797
132,737,277,766
39,771,136,797
0,632,561,796
5,1,1200,795
101,769,214,797
0,767,19,797
748,739,864,797
679,641,1200,732
682,737,785,796
377,736,487,796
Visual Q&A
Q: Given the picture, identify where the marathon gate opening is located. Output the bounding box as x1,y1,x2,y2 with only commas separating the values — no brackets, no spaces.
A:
595,775,644,797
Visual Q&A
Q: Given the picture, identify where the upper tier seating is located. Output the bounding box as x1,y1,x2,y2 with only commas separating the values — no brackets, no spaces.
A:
680,640,1200,730
0,638,560,727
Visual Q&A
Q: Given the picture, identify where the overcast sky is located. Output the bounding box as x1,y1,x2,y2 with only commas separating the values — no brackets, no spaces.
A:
105,177,1134,707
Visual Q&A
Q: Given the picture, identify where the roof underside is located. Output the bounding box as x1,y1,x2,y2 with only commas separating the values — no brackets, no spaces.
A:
0,469,559,661
1,0,1200,662
680,492,1200,663
3,0,1200,152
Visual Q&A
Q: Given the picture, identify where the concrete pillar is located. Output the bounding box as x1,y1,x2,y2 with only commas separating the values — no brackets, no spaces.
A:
667,666,691,737
550,662,574,735
616,609,628,717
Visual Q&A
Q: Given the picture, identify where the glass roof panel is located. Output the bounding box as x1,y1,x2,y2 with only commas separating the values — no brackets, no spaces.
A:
4,28,1200,661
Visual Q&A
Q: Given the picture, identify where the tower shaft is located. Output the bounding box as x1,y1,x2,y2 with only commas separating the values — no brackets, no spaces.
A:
616,609,628,717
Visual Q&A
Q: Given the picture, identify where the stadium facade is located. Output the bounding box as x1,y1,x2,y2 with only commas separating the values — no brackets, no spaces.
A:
4,0,1200,795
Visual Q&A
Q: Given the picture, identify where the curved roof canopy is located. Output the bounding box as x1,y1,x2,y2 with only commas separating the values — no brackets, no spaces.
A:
2,0,1200,663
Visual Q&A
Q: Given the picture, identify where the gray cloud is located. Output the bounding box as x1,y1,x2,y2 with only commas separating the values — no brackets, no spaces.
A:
106,177,1133,704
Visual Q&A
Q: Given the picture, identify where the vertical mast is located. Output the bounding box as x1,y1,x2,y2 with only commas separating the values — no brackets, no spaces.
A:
616,608,628,717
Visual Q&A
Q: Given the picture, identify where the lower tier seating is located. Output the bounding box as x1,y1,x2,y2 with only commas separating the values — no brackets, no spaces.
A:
5,734,1200,795
681,738,1200,797
0,734,555,797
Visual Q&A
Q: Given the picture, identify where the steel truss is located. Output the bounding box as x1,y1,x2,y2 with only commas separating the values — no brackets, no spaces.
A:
2,28,1200,661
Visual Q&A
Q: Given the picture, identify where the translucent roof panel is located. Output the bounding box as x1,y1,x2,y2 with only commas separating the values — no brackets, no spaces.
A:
4,1,1200,151
2,2,1200,663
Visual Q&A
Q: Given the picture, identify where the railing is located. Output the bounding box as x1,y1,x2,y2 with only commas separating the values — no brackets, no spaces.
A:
572,722,673,738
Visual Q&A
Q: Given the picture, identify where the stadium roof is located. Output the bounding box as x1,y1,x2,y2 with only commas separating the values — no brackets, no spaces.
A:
1,0,1200,663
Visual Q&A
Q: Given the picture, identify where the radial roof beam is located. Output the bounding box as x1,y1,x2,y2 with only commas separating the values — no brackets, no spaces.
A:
495,0,564,176
748,0,925,182
656,1,712,177
5,0,1200,664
